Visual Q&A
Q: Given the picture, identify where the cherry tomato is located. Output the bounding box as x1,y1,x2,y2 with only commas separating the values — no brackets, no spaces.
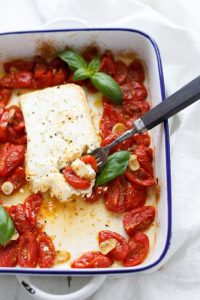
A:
0,108,9,142
125,168,155,187
125,181,147,211
114,60,127,84
121,82,147,101
85,186,107,203
127,59,145,83
81,155,97,172
4,166,26,194
33,56,48,78
101,132,133,152
0,71,33,89
51,67,68,86
25,193,42,215
133,145,153,176
132,133,150,147
0,143,25,178
18,232,38,268
98,230,129,261
4,59,34,73
82,47,98,62
0,88,11,106
105,177,126,213
71,251,113,268
38,232,56,268
123,206,155,236
123,100,149,118
34,70,53,89
100,50,116,77
63,166,91,190
0,241,18,267
123,232,149,267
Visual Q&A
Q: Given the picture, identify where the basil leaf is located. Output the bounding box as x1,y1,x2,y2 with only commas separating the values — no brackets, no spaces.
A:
87,57,100,75
96,151,131,186
0,205,15,246
91,72,123,104
73,68,90,81
58,50,87,70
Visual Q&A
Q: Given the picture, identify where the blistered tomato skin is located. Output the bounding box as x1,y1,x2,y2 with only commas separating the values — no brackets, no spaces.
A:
123,206,155,236
98,230,129,261
127,59,145,83
125,182,147,211
71,251,113,268
125,168,155,187
123,232,149,267
18,232,39,268
0,241,18,267
105,177,126,213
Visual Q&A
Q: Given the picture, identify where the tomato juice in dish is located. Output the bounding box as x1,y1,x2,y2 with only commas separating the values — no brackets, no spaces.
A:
0,47,157,269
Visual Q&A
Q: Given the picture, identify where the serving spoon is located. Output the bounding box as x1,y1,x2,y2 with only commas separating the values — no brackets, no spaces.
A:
91,75,200,169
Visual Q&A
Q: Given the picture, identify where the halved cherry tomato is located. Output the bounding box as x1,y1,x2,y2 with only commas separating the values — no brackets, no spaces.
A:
123,232,149,267
98,230,129,261
4,166,26,194
121,82,147,101
4,59,34,73
132,133,150,147
125,168,155,187
85,186,107,203
71,251,113,268
18,232,38,268
133,145,153,176
100,50,116,76
38,232,56,268
125,181,147,211
123,100,149,118
123,206,155,236
63,166,91,190
9,194,42,234
0,71,33,89
0,108,9,142
0,241,18,267
6,106,27,145
127,59,145,83
33,56,48,78
0,143,25,178
81,155,97,172
105,177,126,213
51,67,68,86
114,60,127,84
0,88,11,106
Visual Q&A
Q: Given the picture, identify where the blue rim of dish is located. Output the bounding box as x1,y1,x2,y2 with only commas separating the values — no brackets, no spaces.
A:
0,27,172,275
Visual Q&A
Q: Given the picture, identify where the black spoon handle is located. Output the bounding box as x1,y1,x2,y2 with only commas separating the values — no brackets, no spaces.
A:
137,76,200,131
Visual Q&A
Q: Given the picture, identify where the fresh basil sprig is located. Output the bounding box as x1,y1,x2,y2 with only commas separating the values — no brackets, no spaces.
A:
96,151,131,186
58,50,123,104
0,205,15,246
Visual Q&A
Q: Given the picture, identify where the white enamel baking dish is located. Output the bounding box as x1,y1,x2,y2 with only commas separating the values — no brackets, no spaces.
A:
0,26,172,300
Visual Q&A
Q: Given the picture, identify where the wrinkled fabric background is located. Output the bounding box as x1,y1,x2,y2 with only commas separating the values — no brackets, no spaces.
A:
0,0,200,299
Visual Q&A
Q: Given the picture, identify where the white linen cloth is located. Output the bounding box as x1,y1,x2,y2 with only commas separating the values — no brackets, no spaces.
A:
1,0,200,299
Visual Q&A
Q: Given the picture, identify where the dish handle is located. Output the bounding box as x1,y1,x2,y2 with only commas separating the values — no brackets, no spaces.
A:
16,274,106,300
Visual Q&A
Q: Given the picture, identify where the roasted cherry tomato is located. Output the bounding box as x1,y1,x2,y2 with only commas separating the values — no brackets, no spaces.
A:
0,241,18,267
81,155,97,172
123,232,149,267
0,143,25,178
18,232,38,268
0,108,9,142
85,186,107,203
125,181,147,211
123,100,149,119
63,166,91,190
33,56,48,78
123,206,155,236
71,251,113,268
4,59,34,73
98,230,129,261
100,50,116,77
0,88,11,106
105,177,126,213
9,194,42,234
51,67,68,86
6,106,26,145
101,132,133,152
0,71,33,89
127,59,145,83
3,166,26,194
133,145,153,176
82,46,98,62
132,133,150,147
114,60,127,84
121,81,147,101
38,232,56,268
125,168,155,187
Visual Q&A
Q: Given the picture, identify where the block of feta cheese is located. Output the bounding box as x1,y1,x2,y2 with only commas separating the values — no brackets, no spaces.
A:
20,84,99,202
